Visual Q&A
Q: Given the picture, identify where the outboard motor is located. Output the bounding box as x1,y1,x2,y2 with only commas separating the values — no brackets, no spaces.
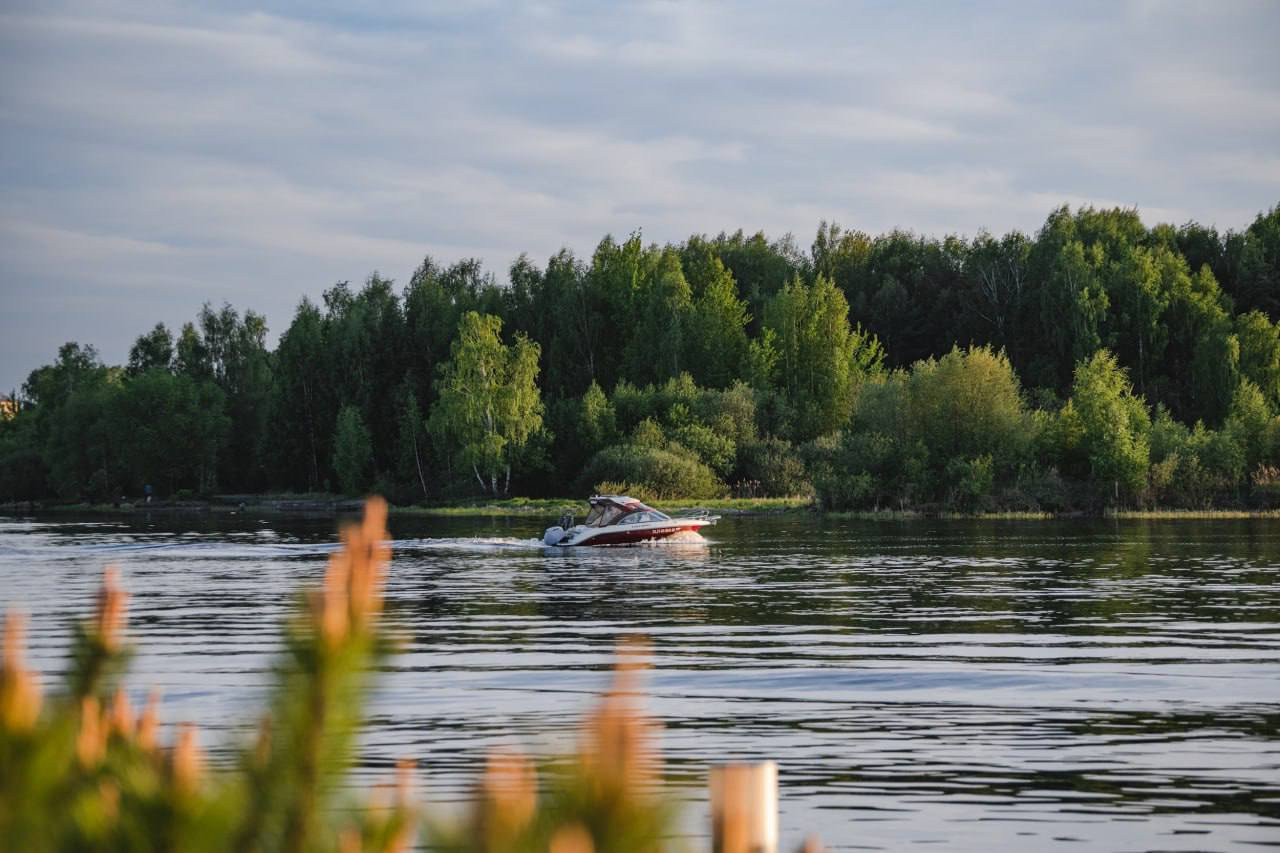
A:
543,513,575,546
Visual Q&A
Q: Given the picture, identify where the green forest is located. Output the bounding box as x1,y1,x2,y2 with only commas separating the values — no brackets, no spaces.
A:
3,202,1280,513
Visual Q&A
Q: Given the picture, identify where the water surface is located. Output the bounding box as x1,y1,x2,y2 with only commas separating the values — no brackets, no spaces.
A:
2,512,1278,850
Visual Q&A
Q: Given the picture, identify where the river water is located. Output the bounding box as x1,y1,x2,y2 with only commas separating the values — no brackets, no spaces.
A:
2,511,1278,850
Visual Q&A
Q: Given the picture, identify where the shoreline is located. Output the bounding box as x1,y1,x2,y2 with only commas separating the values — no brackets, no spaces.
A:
822,508,1280,520
2,496,1279,521
0,495,813,518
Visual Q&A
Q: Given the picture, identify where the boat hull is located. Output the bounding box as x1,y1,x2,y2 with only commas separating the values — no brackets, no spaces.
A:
554,518,713,547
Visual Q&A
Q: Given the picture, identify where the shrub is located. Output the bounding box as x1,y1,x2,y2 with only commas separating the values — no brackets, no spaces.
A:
692,381,757,448
739,437,810,497
906,346,1032,476
1035,400,1089,479
804,431,925,511
1225,379,1274,471
1008,465,1072,512
580,442,727,500
578,381,618,453
630,418,666,449
600,377,757,486
944,455,995,510
609,381,654,434
1251,463,1280,507
841,348,1035,505
672,421,736,477
1069,350,1151,500
811,468,874,511
1149,424,1243,508
591,480,660,504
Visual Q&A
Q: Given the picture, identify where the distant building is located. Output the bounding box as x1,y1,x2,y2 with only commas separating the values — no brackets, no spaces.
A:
0,398,17,421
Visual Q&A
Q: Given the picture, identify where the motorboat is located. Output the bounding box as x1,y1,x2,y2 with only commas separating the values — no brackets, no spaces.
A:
542,495,718,547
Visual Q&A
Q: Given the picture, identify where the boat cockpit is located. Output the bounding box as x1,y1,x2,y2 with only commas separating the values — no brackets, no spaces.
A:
582,497,671,528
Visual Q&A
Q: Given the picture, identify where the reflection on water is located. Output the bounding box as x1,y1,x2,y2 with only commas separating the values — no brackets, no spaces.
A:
1,513,1278,850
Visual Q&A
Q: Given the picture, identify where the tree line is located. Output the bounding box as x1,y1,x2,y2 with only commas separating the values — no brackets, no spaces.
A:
2,201,1279,511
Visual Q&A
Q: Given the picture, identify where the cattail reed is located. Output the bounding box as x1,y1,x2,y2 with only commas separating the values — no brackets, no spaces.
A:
106,687,134,738
549,823,596,853
95,565,127,651
581,636,659,797
0,613,42,731
475,748,538,845
170,723,204,793
76,695,107,767
137,689,159,752
311,496,390,647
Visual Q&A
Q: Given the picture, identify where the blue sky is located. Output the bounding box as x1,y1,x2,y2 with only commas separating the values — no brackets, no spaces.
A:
2,0,1278,392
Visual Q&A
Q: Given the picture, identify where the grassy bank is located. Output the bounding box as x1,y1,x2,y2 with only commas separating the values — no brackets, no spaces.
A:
1105,508,1280,519
7,496,1280,520
0,494,366,515
824,509,1056,520
393,496,815,517
826,507,1280,521
0,494,816,518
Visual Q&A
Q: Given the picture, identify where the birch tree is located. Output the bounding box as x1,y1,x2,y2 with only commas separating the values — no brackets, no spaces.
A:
764,274,885,441
430,312,543,496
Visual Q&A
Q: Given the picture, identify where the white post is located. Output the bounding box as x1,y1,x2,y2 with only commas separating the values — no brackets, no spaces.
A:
710,761,778,853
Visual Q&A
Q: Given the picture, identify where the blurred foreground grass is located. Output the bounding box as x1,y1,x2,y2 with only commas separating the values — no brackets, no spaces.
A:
0,498,673,852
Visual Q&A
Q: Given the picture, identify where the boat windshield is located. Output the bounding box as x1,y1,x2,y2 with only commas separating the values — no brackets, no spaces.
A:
584,503,626,527
616,509,672,525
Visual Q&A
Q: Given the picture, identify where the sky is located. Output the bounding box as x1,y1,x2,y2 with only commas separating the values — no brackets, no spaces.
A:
2,0,1279,393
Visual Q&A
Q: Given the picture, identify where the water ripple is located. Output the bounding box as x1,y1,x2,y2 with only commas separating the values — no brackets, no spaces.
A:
2,513,1278,850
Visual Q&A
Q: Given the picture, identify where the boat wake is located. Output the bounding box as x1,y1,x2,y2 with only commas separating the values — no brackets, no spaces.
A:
399,532,710,551
396,537,544,552
635,530,709,546
4,532,709,561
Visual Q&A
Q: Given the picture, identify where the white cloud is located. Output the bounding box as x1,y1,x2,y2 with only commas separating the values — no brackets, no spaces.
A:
771,104,962,144
1134,67,1280,126
0,218,177,262
0,12,346,75
1,0,1278,389
1207,153,1280,186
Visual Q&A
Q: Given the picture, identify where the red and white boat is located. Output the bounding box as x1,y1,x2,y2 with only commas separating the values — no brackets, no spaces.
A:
542,495,718,547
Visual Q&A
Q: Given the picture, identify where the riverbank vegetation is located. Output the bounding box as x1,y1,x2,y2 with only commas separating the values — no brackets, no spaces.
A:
3,202,1279,514
0,500,677,851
